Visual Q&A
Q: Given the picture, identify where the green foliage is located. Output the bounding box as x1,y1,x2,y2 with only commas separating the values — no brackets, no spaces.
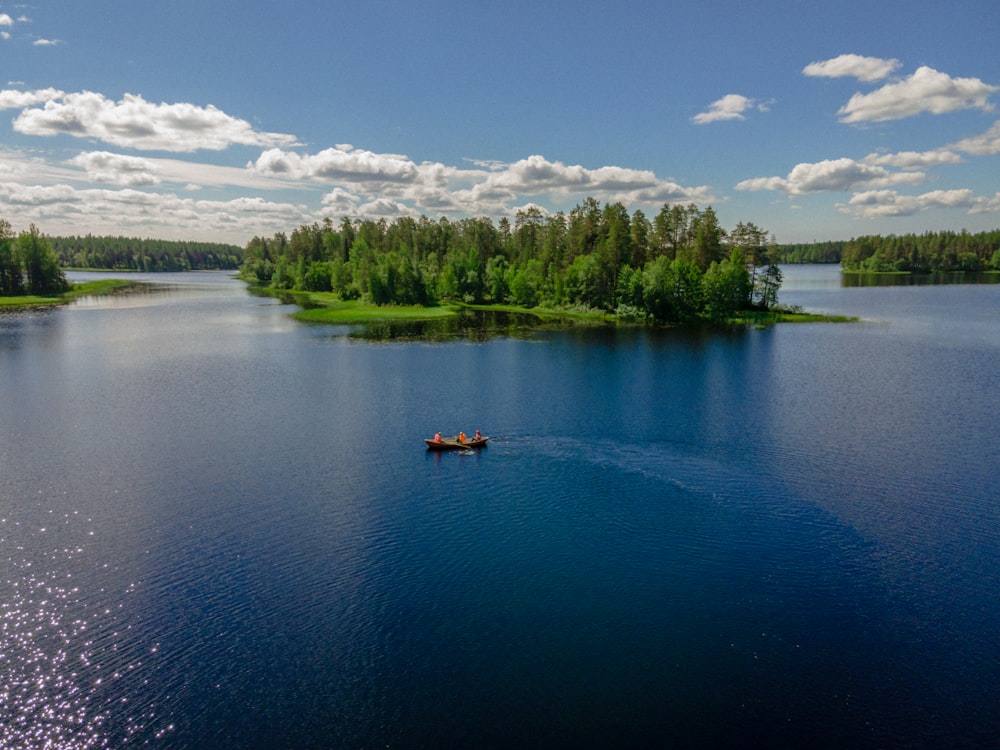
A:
0,220,23,295
839,229,1000,272
777,230,1000,269
703,249,752,322
50,234,243,271
0,223,69,296
774,241,846,264
239,199,785,324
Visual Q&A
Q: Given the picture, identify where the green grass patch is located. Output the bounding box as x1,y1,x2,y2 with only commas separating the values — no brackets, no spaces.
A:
771,311,857,323
733,308,857,325
0,293,64,308
292,296,459,324
64,279,137,300
0,279,135,309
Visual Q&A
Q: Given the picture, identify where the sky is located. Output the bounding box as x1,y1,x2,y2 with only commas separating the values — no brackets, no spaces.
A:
1,0,998,246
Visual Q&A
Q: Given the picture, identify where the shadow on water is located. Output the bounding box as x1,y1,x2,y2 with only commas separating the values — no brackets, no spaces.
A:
350,310,545,342
348,311,758,344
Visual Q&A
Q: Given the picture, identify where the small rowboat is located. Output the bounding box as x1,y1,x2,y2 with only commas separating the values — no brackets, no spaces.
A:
425,436,489,451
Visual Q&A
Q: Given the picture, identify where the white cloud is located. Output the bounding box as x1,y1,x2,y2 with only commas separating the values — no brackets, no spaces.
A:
320,188,361,214
0,14,13,27
969,193,1000,214
803,54,901,82
33,38,59,46
68,151,161,186
692,94,767,124
838,66,999,123
838,188,987,218
0,182,78,206
0,181,312,241
0,88,65,110
354,197,419,220
250,145,419,183
863,149,963,169
736,157,925,195
255,150,716,217
484,154,709,203
949,119,1000,156
10,90,300,152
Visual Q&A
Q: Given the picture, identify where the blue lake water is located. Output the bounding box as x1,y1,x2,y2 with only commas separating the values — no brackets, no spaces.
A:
1,266,998,748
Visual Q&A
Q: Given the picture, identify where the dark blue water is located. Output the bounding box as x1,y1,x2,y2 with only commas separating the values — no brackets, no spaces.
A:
1,268,998,748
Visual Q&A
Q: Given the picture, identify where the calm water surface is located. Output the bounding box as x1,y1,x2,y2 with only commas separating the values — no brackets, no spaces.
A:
1,267,998,748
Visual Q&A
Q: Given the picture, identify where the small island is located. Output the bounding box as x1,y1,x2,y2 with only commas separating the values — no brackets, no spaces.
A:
240,199,801,328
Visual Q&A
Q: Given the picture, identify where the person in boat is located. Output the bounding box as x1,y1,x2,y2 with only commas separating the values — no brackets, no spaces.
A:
458,431,466,443
433,432,442,443
474,430,482,441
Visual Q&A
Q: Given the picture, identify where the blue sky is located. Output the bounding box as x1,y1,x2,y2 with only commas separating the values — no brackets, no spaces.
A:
1,0,998,245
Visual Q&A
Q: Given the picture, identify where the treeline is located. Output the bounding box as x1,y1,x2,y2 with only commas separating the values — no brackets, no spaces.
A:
775,230,1000,269
52,235,244,271
840,229,1000,272
775,241,847,264
241,199,783,324
0,220,70,296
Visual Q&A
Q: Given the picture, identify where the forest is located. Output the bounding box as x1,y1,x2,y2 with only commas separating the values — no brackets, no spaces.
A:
51,235,244,271
775,241,847,264
0,220,70,296
776,229,1000,271
839,229,1000,272
241,200,783,325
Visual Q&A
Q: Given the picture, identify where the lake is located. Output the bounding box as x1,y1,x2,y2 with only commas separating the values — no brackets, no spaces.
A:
1,266,998,748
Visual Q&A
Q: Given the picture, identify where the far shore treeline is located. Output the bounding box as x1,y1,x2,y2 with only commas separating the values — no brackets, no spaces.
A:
50,235,244,272
241,200,784,324
777,228,1000,271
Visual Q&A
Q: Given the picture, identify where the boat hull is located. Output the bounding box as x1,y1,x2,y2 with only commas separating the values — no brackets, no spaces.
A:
425,436,488,451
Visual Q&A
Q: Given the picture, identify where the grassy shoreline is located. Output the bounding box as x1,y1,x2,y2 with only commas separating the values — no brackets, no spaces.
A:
0,279,136,309
267,287,855,327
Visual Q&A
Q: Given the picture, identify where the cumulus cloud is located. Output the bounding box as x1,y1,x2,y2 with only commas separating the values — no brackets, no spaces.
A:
803,54,901,82
10,90,300,151
256,150,715,218
949,119,1000,156
838,66,999,123
863,149,963,169
0,180,312,241
33,38,59,46
68,151,161,186
320,188,361,214
692,94,768,124
0,88,65,110
483,154,712,204
971,193,1000,214
250,145,419,183
736,157,926,195
838,188,988,218
354,197,419,220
